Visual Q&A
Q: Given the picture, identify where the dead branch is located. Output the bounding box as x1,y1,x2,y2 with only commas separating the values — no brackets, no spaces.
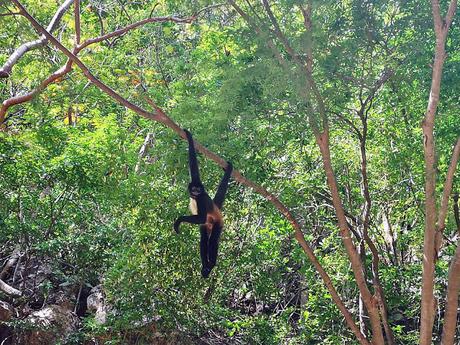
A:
0,248,21,280
0,278,22,297
0,0,74,78
135,132,155,174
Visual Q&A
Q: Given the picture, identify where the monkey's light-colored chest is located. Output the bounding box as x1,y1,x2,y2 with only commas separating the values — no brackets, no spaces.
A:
189,198,223,233
189,198,198,215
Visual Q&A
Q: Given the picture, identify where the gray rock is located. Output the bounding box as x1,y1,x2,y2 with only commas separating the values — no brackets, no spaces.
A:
16,304,79,345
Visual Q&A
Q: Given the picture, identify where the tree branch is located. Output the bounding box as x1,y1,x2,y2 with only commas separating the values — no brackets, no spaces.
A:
300,3,384,342
431,0,443,36
0,61,73,126
74,0,80,45
440,241,460,345
78,13,199,49
435,138,460,254
454,193,460,234
444,0,458,32
0,11,21,16
0,0,74,78
0,278,21,297
420,2,457,344
227,0,289,69
261,0,298,62
0,248,21,281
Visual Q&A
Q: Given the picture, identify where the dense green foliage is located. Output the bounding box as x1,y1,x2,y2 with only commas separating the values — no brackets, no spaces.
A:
0,0,459,344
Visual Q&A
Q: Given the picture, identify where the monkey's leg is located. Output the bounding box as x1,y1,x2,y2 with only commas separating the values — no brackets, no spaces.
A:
207,225,222,272
213,161,233,209
200,226,211,277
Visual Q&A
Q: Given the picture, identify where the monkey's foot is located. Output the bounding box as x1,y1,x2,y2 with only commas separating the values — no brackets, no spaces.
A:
201,266,211,278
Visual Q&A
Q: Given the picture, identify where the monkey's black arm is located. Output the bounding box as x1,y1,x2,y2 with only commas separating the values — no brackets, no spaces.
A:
213,161,233,209
184,129,201,184
174,214,207,233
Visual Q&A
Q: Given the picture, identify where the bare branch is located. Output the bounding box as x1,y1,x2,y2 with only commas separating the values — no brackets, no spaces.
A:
299,4,312,73
0,0,74,78
362,68,395,111
74,0,80,45
357,107,395,344
0,278,21,297
13,2,369,343
454,193,460,234
330,111,362,140
315,131,385,345
194,2,226,17
298,3,328,132
444,0,458,32
441,242,460,345
431,0,443,36
78,10,217,49
435,138,460,254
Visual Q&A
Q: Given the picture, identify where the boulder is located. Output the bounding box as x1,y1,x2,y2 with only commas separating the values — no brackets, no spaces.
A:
0,301,14,344
16,304,79,345
0,301,13,321
87,285,108,324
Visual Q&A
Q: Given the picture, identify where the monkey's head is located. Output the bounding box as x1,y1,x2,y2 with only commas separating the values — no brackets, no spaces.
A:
188,183,204,198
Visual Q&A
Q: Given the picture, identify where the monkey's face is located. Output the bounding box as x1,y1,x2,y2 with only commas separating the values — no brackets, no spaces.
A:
188,184,204,198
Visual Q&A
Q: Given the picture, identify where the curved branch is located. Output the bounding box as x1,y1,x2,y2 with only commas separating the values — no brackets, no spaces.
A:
0,61,72,125
0,278,21,297
12,2,369,343
0,0,74,78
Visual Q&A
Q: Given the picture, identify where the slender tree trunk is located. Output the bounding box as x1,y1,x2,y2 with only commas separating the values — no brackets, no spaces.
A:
441,242,460,345
420,2,457,344
316,131,385,345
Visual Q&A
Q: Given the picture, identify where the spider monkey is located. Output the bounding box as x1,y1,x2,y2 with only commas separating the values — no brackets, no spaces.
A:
174,129,233,278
